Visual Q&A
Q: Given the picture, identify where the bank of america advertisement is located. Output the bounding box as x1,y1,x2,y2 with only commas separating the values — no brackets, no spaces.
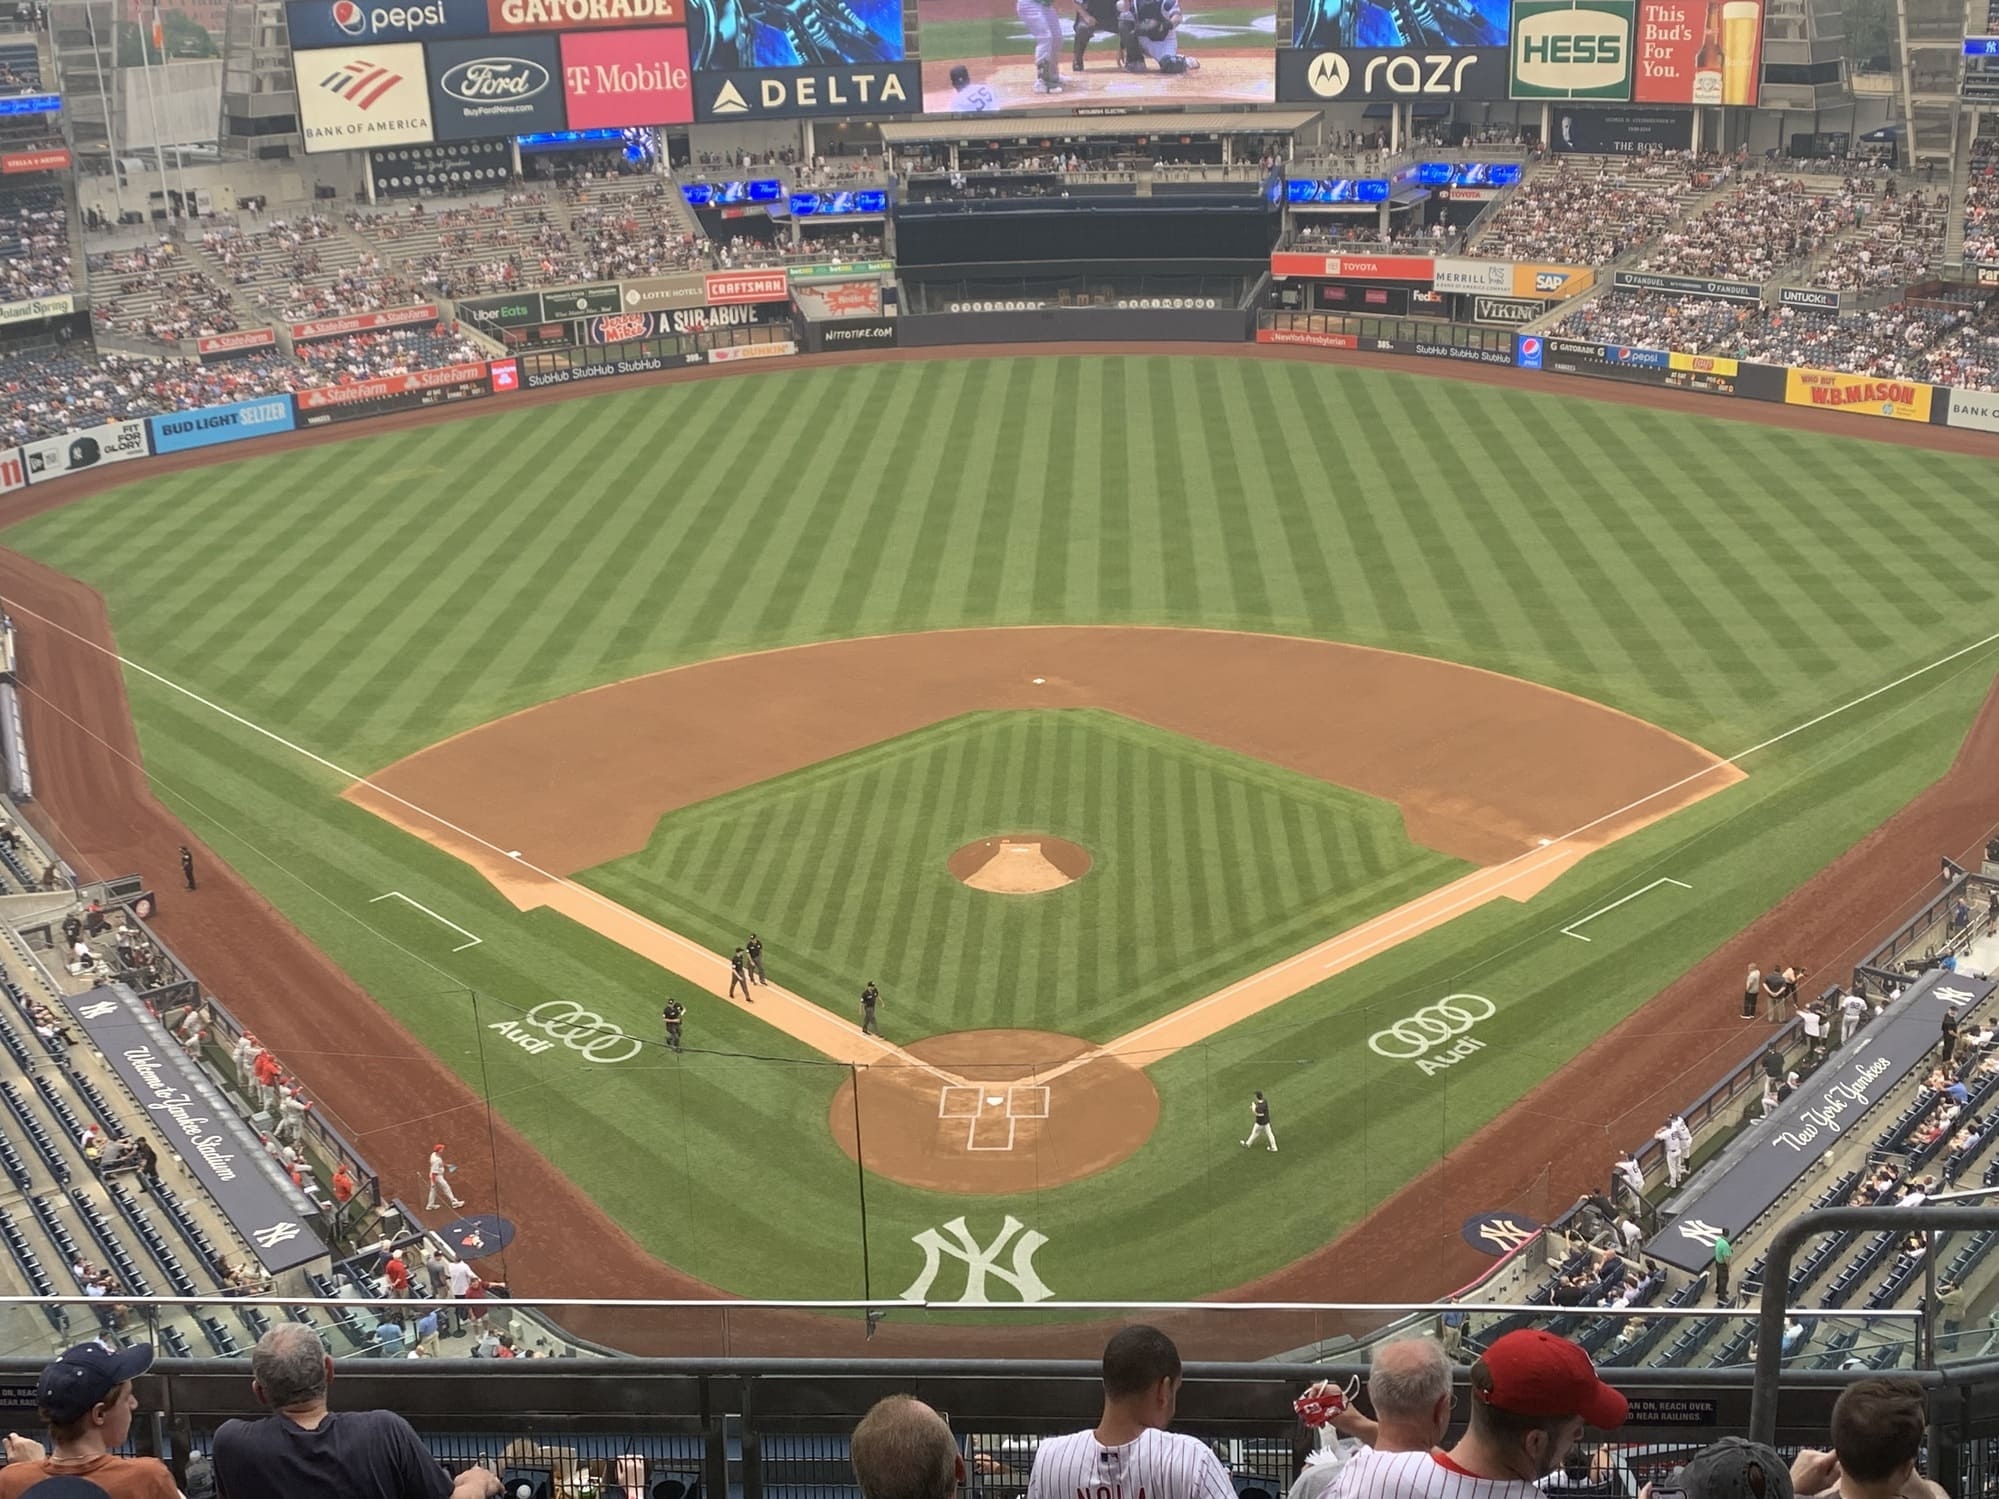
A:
296,43,437,150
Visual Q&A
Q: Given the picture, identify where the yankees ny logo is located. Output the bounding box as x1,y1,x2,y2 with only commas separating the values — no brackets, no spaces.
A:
78,1001,118,1020
1475,1216,1538,1253
253,1221,303,1249
1675,1218,1725,1249
900,1215,1053,1305
1934,984,1977,1006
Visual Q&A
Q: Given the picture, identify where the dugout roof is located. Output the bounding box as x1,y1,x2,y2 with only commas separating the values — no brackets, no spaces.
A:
878,111,1322,146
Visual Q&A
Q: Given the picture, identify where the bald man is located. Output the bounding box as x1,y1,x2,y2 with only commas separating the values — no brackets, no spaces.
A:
853,1395,963,1499
1293,1337,1455,1499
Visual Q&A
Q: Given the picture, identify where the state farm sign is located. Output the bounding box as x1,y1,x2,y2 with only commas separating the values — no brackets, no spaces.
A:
559,28,692,127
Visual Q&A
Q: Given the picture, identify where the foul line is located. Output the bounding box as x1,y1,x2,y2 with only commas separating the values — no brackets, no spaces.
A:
369,891,483,953
1560,878,1692,943
13,597,1999,1089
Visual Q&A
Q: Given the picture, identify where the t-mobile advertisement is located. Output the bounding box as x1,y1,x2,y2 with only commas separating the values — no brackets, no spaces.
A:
919,0,1274,112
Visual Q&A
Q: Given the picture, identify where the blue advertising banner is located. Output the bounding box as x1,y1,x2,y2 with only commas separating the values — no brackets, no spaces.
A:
285,0,490,49
1647,969,1997,1274
148,397,297,455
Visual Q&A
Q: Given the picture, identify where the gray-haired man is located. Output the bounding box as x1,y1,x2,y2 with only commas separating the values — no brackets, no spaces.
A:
1292,1337,1454,1499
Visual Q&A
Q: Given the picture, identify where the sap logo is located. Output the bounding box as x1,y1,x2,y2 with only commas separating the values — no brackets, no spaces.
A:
1308,50,1482,96
440,57,552,102
1535,271,1569,292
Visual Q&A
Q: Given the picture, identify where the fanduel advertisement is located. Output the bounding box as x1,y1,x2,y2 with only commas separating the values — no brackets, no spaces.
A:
1276,46,1509,100
148,397,297,455
296,43,437,150
694,61,920,120
286,0,487,47
22,419,149,483
426,34,567,137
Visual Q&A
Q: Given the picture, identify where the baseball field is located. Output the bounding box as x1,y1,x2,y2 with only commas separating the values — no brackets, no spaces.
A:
3,349,1998,1352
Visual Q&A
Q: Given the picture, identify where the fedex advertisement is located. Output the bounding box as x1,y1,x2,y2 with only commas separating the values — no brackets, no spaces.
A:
148,397,297,455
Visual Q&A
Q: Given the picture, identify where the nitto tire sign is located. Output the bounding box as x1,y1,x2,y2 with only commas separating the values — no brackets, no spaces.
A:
22,419,149,483
1509,0,1635,98
1276,46,1509,101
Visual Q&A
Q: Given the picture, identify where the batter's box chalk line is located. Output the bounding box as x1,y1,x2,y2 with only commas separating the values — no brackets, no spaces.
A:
936,1082,1050,1150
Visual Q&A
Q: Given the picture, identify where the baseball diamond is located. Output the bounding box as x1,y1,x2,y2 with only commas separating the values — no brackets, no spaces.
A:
2,346,1998,1356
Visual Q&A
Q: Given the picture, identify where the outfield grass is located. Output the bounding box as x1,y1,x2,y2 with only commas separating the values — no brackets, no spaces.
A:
8,355,1999,1302
580,709,1471,1041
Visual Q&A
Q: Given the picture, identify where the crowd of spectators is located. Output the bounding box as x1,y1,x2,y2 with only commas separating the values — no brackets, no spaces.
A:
1293,219,1454,247
0,321,491,444
1966,136,1997,272
1636,173,1862,281
1552,289,1755,349
0,184,71,303
1807,184,1948,291
87,245,240,345
1471,153,1719,266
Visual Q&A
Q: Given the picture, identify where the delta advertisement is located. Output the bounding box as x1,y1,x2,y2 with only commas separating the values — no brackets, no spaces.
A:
295,43,438,152
693,62,921,121
1783,367,1934,424
294,361,494,423
21,420,150,485
148,397,298,455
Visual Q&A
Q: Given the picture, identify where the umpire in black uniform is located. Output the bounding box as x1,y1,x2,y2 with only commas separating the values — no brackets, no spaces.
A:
1072,0,1123,69
860,980,880,1035
662,1000,685,1052
729,948,753,1001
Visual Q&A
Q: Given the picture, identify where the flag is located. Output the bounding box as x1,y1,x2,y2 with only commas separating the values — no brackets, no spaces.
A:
150,9,164,55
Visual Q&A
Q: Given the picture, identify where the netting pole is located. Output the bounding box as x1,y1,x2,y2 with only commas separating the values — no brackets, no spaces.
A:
850,1062,872,1303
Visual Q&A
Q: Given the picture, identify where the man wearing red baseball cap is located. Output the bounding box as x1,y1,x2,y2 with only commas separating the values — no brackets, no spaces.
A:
1325,1330,1626,1499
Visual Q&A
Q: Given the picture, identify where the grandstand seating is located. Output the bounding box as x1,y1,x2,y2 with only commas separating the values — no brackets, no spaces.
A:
0,183,71,303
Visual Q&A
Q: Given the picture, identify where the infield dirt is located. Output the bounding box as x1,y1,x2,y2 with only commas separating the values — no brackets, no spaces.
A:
0,343,1994,1357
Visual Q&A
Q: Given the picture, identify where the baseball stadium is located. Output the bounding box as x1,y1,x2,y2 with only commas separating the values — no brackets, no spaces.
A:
1,0,1999,1487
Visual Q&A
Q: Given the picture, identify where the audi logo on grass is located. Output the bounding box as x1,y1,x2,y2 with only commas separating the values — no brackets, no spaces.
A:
1368,994,1496,1075
488,998,641,1064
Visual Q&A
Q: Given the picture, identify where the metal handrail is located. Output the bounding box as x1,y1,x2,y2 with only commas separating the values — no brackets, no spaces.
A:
1750,1205,1999,1443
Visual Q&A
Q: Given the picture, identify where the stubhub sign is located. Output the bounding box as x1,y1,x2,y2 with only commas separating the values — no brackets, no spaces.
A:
285,0,488,47
149,397,297,454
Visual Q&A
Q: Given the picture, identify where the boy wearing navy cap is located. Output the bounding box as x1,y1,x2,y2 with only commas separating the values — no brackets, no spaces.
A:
0,1341,179,1497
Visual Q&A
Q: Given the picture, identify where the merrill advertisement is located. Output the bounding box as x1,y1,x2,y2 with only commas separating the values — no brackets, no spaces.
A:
1783,367,1933,423
22,419,149,484
149,397,297,455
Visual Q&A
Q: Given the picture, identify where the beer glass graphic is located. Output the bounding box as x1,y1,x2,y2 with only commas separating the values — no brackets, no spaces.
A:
1721,0,1758,103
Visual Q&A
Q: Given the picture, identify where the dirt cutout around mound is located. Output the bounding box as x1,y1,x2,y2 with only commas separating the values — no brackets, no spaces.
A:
830,1030,1160,1193
950,836,1092,894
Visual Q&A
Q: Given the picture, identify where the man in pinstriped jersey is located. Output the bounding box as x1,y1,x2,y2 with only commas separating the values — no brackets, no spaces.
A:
1025,1326,1235,1499
1324,1330,1626,1499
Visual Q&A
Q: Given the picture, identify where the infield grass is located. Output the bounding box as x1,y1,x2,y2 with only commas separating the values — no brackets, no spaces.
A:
579,708,1472,1041
9,354,1999,1302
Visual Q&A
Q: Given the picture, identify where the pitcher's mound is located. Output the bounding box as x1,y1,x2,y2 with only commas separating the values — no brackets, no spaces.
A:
949,835,1092,894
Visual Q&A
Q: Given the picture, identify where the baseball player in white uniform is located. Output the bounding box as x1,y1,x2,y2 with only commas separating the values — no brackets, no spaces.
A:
1840,987,1868,1045
1242,1091,1276,1151
1656,1116,1692,1188
1323,1330,1626,1499
1026,1326,1236,1499
1612,1151,1643,1211
427,1142,463,1212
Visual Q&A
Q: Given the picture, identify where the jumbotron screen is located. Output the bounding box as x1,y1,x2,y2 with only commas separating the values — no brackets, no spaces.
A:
919,0,1276,112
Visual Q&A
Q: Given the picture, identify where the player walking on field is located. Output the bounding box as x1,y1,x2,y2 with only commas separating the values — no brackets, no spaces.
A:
860,980,881,1035
746,933,767,985
1017,0,1065,93
426,1142,463,1212
729,948,753,1002
1026,1326,1235,1499
1242,1090,1276,1151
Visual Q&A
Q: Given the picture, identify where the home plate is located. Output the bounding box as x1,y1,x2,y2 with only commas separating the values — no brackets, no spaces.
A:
986,1093,1004,1105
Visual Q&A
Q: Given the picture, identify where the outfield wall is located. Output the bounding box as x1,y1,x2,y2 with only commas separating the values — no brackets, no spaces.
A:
4,305,1995,497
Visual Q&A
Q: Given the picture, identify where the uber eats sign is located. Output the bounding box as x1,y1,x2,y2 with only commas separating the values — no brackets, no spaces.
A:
1510,0,1635,98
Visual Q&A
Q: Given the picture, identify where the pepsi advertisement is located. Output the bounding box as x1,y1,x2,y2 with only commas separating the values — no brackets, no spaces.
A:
286,0,489,48
687,0,902,68
1293,0,1507,50
148,397,297,455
